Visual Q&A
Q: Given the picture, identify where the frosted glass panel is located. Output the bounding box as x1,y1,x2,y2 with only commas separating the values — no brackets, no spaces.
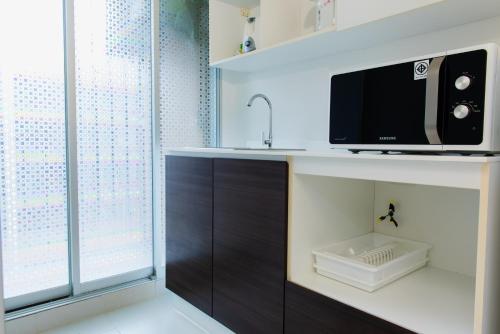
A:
159,0,215,264
74,0,153,282
0,0,69,298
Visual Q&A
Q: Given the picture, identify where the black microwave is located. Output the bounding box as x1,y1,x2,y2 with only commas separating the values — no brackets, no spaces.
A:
329,44,500,152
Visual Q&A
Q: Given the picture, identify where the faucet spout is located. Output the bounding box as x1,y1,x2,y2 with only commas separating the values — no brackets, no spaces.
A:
247,94,273,148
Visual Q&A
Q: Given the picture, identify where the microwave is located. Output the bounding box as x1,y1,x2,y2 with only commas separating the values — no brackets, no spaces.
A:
329,44,500,153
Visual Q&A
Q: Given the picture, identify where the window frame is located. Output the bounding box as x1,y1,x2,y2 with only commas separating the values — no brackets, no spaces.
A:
3,0,159,311
0,0,72,311
64,0,156,298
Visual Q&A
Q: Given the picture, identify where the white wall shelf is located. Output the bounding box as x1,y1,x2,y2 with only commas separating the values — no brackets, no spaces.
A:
210,0,500,72
209,0,302,64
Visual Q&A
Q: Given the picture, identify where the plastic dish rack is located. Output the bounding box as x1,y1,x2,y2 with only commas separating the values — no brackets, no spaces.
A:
312,233,431,292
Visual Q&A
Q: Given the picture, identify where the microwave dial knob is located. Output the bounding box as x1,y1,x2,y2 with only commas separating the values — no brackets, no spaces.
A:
455,75,471,90
453,104,471,119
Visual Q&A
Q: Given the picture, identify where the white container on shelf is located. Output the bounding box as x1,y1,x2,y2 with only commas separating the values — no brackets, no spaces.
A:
315,0,336,31
312,233,431,292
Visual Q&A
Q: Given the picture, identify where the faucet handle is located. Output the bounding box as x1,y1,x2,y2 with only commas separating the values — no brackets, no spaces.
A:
262,131,272,148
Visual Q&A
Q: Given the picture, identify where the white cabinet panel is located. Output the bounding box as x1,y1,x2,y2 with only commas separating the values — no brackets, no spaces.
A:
336,0,443,30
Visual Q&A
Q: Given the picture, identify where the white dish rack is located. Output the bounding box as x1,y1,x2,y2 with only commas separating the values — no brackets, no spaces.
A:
312,233,432,292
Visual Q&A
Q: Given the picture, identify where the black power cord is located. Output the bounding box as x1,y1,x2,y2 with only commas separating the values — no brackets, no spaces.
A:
378,202,399,228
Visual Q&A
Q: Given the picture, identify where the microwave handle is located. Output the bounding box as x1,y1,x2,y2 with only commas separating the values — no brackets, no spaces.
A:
424,56,445,145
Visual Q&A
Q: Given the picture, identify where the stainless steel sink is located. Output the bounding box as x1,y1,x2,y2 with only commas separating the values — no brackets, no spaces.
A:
221,147,306,151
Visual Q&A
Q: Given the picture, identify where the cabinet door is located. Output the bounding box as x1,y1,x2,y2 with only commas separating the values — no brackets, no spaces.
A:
285,282,414,334
165,156,213,316
213,159,288,334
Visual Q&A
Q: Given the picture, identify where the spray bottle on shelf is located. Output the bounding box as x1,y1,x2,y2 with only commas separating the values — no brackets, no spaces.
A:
242,15,257,53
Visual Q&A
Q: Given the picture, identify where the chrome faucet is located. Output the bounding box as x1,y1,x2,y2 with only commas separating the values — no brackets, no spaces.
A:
247,94,272,148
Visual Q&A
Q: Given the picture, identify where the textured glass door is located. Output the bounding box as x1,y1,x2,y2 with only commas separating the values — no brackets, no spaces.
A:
0,0,154,308
0,0,70,309
0,0,214,311
73,0,153,290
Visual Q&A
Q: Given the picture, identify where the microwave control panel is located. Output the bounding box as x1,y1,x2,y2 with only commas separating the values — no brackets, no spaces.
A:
442,49,487,145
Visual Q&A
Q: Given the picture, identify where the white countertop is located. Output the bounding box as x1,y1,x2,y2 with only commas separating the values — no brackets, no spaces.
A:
166,147,500,163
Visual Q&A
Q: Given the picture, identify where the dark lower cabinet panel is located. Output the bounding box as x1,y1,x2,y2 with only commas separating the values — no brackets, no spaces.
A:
285,282,415,334
213,158,288,334
165,156,213,316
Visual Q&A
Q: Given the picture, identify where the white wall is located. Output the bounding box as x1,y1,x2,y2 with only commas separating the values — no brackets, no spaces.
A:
373,182,479,277
289,175,479,280
220,15,500,148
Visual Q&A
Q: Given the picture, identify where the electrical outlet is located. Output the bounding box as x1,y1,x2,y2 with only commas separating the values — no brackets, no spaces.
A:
240,7,250,17
377,200,400,228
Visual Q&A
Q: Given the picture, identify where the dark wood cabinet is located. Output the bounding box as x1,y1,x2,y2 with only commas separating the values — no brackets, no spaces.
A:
213,158,288,334
284,282,414,334
165,155,415,333
165,156,213,316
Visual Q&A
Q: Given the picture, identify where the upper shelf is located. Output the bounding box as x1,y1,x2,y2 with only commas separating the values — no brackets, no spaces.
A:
210,0,500,72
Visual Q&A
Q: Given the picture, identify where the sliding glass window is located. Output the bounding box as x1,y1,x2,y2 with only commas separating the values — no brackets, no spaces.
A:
0,0,70,309
73,0,153,291
0,0,153,310
0,0,214,312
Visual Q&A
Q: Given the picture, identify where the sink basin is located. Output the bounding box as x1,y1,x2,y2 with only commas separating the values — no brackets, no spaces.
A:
222,147,306,151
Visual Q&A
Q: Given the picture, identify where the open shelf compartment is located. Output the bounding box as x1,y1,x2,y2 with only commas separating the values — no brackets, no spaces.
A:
287,157,500,334
210,0,500,72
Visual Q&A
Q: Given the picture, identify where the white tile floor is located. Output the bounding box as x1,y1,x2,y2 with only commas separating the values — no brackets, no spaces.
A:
42,293,233,334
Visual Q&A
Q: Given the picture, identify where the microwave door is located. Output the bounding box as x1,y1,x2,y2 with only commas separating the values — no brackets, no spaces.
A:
330,57,446,145
329,71,365,144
